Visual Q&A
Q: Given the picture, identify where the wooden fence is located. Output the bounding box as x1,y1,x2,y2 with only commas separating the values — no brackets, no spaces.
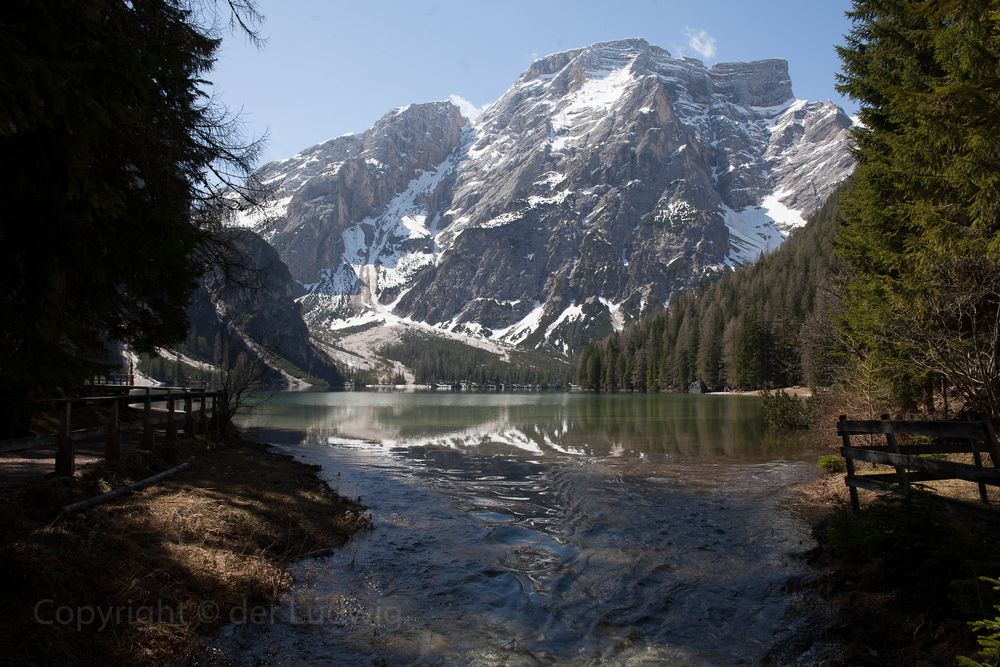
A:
0,386,228,477
837,414,1000,511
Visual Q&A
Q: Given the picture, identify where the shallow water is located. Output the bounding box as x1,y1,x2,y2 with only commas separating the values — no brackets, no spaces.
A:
212,392,827,665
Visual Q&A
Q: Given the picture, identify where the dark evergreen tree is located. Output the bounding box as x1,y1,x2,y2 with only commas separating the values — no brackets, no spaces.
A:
732,311,774,389
587,347,604,392
696,302,723,388
0,0,265,432
836,0,1000,415
603,338,620,392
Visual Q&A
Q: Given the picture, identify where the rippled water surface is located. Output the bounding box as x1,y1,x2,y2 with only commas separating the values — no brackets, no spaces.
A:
215,392,826,665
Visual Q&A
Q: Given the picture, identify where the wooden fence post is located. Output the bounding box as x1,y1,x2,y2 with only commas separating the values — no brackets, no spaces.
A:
220,389,229,432
198,395,207,435
142,387,154,449
881,413,911,503
184,392,194,437
166,395,177,441
839,415,861,512
981,420,1000,469
980,420,1000,504
208,394,217,432
211,392,224,433
55,402,74,477
105,398,121,461
969,437,990,503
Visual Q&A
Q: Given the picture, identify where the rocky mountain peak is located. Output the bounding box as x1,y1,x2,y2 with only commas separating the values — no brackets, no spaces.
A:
364,101,466,167
236,39,855,358
709,59,792,107
518,39,663,85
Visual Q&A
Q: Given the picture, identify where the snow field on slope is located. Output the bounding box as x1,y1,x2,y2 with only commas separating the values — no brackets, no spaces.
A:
551,65,636,150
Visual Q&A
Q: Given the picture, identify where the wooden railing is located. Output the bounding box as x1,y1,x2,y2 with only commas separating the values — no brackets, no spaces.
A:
86,372,134,386
0,387,228,477
837,414,1000,511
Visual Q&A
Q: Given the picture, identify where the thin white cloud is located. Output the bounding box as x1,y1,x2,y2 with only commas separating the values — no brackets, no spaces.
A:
683,27,717,60
448,94,484,121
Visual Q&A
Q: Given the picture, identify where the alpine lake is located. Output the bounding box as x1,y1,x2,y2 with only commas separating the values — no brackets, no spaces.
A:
211,391,830,665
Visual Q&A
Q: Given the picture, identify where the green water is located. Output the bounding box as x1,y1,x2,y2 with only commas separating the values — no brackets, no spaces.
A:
218,391,827,665
237,390,817,463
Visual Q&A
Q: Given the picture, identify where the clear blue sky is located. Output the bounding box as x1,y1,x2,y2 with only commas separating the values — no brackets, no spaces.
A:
211,0,857,163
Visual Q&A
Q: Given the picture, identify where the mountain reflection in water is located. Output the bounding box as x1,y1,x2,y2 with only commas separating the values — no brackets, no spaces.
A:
238,392,814,462
210,392,829,665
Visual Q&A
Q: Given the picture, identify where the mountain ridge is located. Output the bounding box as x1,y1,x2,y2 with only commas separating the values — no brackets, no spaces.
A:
232,38,855,359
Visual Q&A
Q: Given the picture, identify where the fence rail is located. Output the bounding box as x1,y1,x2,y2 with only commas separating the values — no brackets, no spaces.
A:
837,414,1000,511
0,386,228,477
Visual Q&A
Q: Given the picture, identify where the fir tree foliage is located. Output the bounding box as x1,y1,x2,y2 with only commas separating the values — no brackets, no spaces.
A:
0,0,265,429
836,0,1000,415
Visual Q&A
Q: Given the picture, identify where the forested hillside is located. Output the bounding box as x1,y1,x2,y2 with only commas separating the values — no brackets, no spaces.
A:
576,184,847,392
382,333,573,387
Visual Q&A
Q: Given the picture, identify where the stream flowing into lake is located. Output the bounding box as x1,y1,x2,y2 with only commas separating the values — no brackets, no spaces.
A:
210,392,832,665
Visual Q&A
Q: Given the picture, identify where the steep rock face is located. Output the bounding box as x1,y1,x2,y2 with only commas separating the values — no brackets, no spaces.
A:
187,231,344,387
238,38,854,356
237,102,468,316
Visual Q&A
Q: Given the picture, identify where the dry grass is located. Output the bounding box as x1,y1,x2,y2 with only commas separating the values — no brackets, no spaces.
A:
791,464,1000,665
799,452,1000,509
712,385,814,397
0,432,370,665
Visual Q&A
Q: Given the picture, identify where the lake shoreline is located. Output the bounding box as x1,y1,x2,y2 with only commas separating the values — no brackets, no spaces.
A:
788,473,998,663
710,385,814,398
0,429,370,665
227,391,835,663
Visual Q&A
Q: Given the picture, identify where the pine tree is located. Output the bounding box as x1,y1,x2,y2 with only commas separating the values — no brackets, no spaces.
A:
837,0,1000,415
732,311,768,389
0,0,265,433
577,346,594,388
603,338,620,391
588,347,603,391
632,345,648,393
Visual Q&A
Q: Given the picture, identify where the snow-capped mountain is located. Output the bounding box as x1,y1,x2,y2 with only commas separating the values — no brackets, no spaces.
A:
236,38,854,355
